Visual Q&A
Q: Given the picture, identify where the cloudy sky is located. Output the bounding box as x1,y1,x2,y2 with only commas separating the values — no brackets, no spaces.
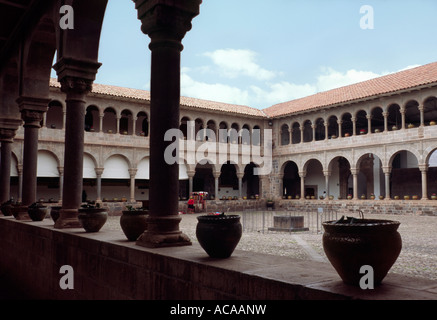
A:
64,0,437,109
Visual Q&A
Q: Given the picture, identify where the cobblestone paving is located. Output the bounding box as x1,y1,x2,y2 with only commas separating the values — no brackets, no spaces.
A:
107,212,437,281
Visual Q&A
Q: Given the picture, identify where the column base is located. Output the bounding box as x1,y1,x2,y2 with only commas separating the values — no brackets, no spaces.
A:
54,209,82,229
136,215,192,248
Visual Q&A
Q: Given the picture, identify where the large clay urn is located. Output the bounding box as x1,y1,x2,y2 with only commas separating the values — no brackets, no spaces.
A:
1,202,13,216
322,217,402,286
196,214,242,258
28,203,51,222
120,209,148,241
78,207,108,233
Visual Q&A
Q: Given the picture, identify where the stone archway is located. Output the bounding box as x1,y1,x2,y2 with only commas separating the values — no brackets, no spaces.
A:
390,150,420,198
282,161,300,198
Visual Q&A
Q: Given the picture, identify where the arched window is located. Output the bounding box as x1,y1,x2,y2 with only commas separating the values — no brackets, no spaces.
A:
46,100,63,130
281,124,290,146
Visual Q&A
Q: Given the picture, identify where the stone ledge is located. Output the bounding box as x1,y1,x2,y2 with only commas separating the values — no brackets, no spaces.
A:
1,216,437,300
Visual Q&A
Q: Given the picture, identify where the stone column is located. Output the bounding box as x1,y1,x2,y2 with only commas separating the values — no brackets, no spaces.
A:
116,116,121,134
17,97,49,206
187,170,195,196
60,110,66,130
337,120,343,138
129,168,138,203
400,108,406,130
311,124,316,142
213,171,220,199
17,164,23,203
0,124,20,203
367,115,372,134
41,112,47,128
382,112,388,132
134,0,201,248
99,114,104,133
323,170,331,200
419,164,428,200
383,166,392,200
350,168,359,200
324,123,328,141
58,166,64,204
237,172,244,199
133,117,137,135
299,171,306,200
419,104,425,127
53,59,100,229
95,168,104,203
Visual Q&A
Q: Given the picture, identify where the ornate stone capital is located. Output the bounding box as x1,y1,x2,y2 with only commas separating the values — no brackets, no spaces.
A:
58,76,93,96
95,168,104,176
135,0,202,45
53,57,101,97
20,109,44,128
16,96,49,128
129,168,138,178
0,118,21,142
0,128,16,143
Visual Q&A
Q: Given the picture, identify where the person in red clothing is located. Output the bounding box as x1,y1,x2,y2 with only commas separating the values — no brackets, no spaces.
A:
187,197,195,213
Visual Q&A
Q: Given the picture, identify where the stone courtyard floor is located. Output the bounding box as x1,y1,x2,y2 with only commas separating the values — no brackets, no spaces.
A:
106,212,437,281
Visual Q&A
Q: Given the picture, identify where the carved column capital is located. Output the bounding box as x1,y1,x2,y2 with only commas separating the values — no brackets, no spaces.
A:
95,168,104,177
16,96,50,128
59,76,93,96
135,0,202,46
129,168,138,178
0,128,17,143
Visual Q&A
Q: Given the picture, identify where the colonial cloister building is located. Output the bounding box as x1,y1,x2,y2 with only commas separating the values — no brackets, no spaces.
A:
2,0,437,301
4,63,437,206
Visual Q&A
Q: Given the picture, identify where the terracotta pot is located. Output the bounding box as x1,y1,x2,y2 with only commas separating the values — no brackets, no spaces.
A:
78,208,108,232
28,206,51,222
50,206,62,223
1,203,13,216
120,210,148,241
11,205,31,221
322,219,402,286
196,215,242,258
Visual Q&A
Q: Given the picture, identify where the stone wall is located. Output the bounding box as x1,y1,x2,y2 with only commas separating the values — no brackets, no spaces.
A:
276,199,437,217
1,216,437,300
178,199,265,214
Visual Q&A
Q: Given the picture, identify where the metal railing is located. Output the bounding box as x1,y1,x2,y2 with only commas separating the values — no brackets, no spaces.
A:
241,207,338,234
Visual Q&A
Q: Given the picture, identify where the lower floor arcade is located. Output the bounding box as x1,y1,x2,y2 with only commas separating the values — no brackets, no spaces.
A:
4,149,261,205
280,148,437,201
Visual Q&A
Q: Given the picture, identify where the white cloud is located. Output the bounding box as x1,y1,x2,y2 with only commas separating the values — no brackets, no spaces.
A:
316,67,381,92
181,72,251,106
204,49,277,81
181,51,420,109
251,82,317,106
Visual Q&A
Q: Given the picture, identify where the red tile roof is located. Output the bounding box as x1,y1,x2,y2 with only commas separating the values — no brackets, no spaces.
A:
49,78,265,118
50,61,437,119
263,62,437,118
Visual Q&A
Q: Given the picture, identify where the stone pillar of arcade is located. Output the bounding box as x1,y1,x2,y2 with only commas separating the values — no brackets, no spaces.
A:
134,0,202,248
53,60,101,229
0,119,21,204
17,97,49,206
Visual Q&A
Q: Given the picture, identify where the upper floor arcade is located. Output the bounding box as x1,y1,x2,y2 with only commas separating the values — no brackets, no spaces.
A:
267,63,437,156
27,79,267,148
